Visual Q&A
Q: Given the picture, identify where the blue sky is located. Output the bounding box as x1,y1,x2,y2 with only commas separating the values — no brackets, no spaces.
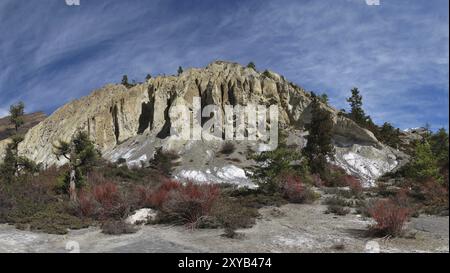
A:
0,0,448,130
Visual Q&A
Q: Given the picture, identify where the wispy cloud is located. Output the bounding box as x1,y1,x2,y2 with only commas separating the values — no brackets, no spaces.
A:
0,0,448,130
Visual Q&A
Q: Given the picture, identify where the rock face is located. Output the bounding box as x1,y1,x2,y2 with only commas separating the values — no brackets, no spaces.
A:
1,61,403,184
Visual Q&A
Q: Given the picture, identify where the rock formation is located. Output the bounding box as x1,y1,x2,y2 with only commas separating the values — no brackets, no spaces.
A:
1,61,406,185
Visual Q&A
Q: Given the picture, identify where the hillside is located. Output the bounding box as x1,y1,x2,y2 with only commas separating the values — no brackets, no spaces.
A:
0,112,47,141
2,61,407,185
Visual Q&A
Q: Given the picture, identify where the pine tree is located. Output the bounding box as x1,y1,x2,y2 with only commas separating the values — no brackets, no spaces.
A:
378,122,401,148
430,128,448,159
0,135,38,180
247,62,256,70
121,75,129,87
9,101,25,132
304,93,334,176
319,93,329,104
408,141,441,182
429,128,449,179
251,145,303,194
0,142,17,180
145,74,152,81
346,88,366,126
177,66,183,76
54,131,100,200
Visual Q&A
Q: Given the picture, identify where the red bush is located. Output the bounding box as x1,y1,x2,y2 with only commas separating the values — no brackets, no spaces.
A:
75,180,128,220
87,170,108,184
159,179,183,192
419,179,449,208
148,179,182,208
392,188,412,208
134,185,153,207
368,199,411,236
92,182,120,210
77,190,97,217
158,181,220,227
281,174,316,204
311,174,325,187
343,175,363,195
178,182,220,213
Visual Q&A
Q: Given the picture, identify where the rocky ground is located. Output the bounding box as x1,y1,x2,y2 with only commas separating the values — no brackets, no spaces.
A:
1,202,447,253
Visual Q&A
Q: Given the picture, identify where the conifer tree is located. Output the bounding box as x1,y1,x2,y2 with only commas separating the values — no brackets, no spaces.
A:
304,93,334,176
121,75,129,87
346,88,366,126
54,131,100,201
9,101,25,132
408,141,441,182
246,62,256,70
177,66,183,76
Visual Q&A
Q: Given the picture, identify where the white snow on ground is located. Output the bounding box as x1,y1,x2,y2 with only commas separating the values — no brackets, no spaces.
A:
176,170,209,182
125,208,157,225
333,144,398,187
127,154,147,168
216,165,247,180
174,165,257,188
257,143,275,153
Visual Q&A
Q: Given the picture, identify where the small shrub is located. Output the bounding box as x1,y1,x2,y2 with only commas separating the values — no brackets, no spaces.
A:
92,182,120,210
19,206,90,235
104,165,146,181
280,174,317,204
323,196,351,215
323,196,351,207
368,199,411,237
355,199,377,217
101,220,137,235
75,179,129,220
412,178,449,214
77,190,98,218
149,148,181,175
220,141,236,155
222,228,239,239
311,174,325,187
326,205,350,216
320,164,348,187
56,167,85,194
149,179,182,208
211,197,259,230
155,182,220,228
343,175,363,196
133,185,154,208
116,158,127,164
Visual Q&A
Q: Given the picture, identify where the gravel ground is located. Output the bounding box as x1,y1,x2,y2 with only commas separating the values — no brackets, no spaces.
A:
0,202,448,253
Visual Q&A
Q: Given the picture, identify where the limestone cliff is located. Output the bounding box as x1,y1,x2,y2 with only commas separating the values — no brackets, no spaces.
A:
1,61,403,184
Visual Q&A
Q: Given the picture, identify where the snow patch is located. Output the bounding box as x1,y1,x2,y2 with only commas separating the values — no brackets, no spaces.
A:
125,208,157,225
257,144,275,153
333,144,399,187
127,154,148,168
175,165,256,188
216,165,247,180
